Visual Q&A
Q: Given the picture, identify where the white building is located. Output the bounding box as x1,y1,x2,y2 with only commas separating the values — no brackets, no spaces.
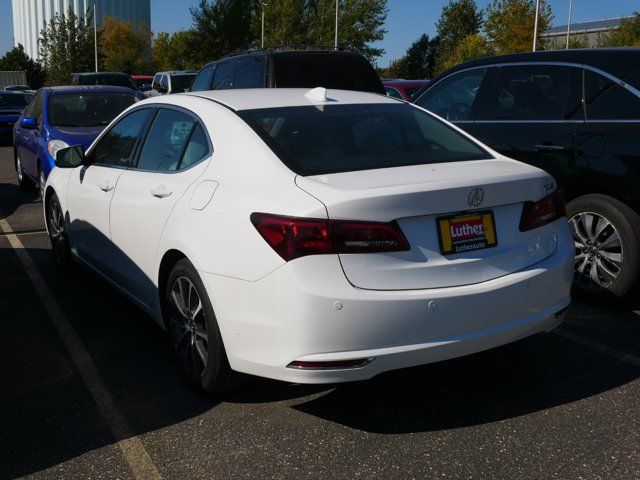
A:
11,0,151,60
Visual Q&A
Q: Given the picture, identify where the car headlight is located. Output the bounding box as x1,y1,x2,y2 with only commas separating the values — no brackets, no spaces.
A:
47,139,70,158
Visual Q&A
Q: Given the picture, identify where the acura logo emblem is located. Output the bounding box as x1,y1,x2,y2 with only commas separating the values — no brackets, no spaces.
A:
468,188,484,207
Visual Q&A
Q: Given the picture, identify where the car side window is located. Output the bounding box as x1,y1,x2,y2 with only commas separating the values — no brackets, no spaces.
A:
415,68,487,121
24,93,39,117
385,86,403,99
191,65,215,91
212,60,235,90
180,123,210,169
235,57,266,89
136,109,198,172
479,65,582,121
160,75,169,91
89,109,151,168
32,93,44,124
585,70,640,120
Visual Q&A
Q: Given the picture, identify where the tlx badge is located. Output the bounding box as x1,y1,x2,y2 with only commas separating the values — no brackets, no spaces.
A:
467,188,484,208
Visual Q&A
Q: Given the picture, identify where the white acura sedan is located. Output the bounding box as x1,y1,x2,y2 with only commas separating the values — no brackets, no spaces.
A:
45,88,573,394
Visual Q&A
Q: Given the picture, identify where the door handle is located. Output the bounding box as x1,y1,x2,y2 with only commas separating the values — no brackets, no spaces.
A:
99,182,114,192
534,144,566,152
151,185,173,198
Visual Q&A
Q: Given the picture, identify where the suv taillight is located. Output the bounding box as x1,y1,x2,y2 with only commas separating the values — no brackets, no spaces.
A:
250,213,410,262
519,189,566,232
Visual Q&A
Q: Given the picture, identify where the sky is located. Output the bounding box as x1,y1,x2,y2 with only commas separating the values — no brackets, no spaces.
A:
0,0,638,67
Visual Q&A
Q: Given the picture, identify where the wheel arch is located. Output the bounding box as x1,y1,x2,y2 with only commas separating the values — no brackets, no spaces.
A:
563,181,631,208
157,249,189,328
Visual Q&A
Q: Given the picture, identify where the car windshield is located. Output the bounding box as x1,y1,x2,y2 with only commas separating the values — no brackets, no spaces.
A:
48,93,140,127
171,74,196,92
238,103,492,176
0,93,27,109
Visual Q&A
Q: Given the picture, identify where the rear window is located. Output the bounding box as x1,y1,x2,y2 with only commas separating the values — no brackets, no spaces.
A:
0,93,28,109
170,74,196,93
272,53,385,94
78,74,136,90
238,103,492,176
48,93,140,127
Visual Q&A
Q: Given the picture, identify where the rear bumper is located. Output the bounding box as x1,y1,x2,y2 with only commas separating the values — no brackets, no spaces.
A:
202,221,574,384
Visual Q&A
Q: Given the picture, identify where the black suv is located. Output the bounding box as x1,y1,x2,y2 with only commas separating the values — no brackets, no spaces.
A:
413,48,640,298
189,50,385,95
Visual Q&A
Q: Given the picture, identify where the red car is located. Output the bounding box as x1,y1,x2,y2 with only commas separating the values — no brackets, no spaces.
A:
383,79,429,101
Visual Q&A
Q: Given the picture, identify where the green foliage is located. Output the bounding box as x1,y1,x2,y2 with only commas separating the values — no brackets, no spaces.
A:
435,0,482,72
0,44,46,88
250,0,388,62
100,16,152,74
386,34,439,79
153,30,201,71
439,33,492,71
602,12,640,47
190,0,257,64
38,8,96,85
484,0,553,54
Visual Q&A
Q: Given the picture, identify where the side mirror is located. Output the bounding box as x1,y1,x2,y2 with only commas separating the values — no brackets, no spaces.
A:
55,145,85,168
20,117,38,129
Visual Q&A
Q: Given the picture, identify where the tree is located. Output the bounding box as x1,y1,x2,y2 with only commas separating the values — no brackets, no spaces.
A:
152,30,201,71
484,0,553,54
386,34,439,79
190,0,257,64
100,16,152,74
250,0,306,48
435,0,482,72
440,33,492,71
39,8,96,85
0,44,46,88
602,12,640,47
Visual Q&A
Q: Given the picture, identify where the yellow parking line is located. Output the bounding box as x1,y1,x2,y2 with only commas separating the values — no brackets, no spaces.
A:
555,328,640,368
0,218,163,480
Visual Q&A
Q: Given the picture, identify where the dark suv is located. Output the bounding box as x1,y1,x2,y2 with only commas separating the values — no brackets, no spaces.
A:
189,50,385,95
69,72,138,91
413,48,640,298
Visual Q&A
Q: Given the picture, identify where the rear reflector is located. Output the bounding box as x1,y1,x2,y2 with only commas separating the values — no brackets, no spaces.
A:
519,189,566,232
287,358,374,370
251,212,410,261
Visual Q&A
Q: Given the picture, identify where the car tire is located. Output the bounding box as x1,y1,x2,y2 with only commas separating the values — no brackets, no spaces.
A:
15,151,34,192
165,258,246,395
45,192,73,270
38,166,46,200
567,194,640,299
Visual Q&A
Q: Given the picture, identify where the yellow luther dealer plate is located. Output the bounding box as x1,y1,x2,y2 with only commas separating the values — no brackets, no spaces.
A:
437,210,498,255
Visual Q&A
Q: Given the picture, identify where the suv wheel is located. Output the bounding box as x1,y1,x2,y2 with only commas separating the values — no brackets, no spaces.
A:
46,192,72,269
15,152,34,191
567,194,640,299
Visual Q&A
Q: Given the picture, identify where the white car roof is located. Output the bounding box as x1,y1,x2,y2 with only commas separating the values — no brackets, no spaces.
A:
181,88,399,111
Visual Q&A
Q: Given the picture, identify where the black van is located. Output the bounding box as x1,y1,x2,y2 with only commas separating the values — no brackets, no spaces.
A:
413,48,640,298
189,49,385,95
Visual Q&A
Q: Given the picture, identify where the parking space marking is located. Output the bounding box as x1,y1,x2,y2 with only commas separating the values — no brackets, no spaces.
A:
0,218,163,480
555,328,640,368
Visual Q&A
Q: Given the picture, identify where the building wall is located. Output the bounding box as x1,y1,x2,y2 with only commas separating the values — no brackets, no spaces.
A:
11,0,151,60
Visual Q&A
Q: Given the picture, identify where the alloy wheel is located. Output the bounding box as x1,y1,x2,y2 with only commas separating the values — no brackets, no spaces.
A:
39,169,46,199
570,211,623,290
16,156,23,183
48,197,68,266
169,276,208,381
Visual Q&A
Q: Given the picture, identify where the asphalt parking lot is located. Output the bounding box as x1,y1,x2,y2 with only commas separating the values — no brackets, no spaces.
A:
1,144,640,480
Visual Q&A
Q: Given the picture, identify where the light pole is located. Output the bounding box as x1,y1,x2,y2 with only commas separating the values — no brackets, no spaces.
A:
94,3,98,72
261,2,268,49
532,0,540,51
334,0,339,50
566,0,574,49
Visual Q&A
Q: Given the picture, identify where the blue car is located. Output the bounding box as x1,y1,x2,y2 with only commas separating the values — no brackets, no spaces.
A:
13,85,144,195
0,90,29,142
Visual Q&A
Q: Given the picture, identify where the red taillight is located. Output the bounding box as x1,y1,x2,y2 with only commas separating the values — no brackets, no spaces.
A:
519,189,566,232
250,212,410,262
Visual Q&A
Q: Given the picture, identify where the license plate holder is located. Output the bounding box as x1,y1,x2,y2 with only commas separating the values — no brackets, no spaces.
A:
437,210,497,255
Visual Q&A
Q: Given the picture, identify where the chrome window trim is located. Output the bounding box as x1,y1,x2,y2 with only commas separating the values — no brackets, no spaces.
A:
419,60,640,122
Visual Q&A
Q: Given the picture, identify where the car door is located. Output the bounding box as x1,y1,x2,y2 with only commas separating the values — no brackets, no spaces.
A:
65,108,153,278
573,68,640,202
15,92,37,174
466,64,584,182
109,107,212,308
20,91,43,178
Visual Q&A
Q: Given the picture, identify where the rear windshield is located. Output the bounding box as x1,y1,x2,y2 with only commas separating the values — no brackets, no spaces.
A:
238,103,492,176
171,74,196,93
48,93,140,127
0,93,27,109
78,74,136,89
273,54,385,94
